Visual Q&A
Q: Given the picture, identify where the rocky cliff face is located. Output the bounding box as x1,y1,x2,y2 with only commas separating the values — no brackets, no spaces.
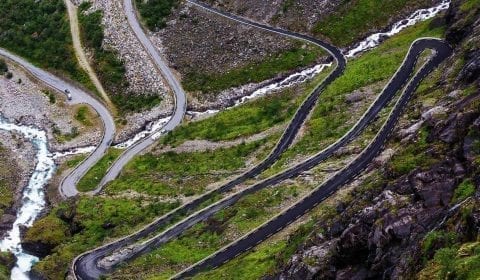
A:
276,1,480,279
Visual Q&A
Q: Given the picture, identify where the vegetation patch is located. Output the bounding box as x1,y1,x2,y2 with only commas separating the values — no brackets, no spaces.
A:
135,0,179,31
77,148,122,192
106,139,268,197
0,0,91,87
183,45,324,94
452,179,476,203
42,90,56,104
313,0,434,46
419,242,480,280
78,3,162,113
74,106,93,126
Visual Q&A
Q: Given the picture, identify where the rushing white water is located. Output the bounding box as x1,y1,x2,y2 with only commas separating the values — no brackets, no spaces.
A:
188,63,332,118
52,146,96,159
345,0,451,58
114,116,172,148
234,63,332,106
118,1,452,146
0,117,56,280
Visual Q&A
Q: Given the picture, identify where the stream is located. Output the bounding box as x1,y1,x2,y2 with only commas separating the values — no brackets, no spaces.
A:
0,0,451,278
0,117,56,280
123,0,451,144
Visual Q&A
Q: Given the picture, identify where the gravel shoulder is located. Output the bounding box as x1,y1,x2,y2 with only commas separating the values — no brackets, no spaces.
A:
0,62,101,151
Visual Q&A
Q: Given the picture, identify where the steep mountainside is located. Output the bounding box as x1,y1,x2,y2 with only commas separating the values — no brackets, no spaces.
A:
277,1,480,279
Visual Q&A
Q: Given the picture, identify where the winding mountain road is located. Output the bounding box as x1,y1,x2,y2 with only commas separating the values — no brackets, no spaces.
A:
91,0,188,192
0,48,116,198
174,38,452,279
72,2,346,279
72,2,452,280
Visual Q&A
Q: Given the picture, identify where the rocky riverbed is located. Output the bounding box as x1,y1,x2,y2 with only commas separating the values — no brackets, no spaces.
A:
0,62,101,151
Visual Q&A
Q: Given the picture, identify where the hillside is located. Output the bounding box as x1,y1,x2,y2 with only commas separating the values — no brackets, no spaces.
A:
0,0,478,279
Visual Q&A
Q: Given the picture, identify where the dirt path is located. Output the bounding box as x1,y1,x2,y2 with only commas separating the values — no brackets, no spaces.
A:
65,0,115,112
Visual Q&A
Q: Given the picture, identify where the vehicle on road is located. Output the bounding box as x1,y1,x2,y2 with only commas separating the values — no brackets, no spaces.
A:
64,89,72,100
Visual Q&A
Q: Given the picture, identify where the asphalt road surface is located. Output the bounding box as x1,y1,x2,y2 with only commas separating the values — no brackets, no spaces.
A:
174,38,453,279
72,2,451,279
72,3,346,279
0,48,116,198
94,0,188,191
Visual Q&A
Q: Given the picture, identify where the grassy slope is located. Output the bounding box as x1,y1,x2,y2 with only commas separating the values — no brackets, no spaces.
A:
78,3,162,113
105,139,270,197
183,45,325,94
107,19,448,279
313,0,434,46
77,148,122,192
0,0,93,89
263,19,445,177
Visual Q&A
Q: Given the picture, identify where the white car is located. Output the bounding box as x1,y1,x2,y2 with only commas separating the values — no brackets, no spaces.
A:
64,89,72,101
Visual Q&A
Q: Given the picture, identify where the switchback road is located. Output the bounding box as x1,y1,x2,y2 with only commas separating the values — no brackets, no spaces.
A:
72,2,451,279
0,48,116,198
92,0,188,192
72,1,346,278
174,38,452,279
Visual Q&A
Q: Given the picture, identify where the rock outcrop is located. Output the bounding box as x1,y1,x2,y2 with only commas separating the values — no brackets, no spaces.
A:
277,2,480,279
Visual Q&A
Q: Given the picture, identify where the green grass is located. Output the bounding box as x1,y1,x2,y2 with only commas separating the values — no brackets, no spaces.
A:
106,139,268,197
65,155,87,169
0,252,14,279
31,197,179,279
162,71,328,146
78,3,162,113
75,106,92,126
312,0,433,46
460,0,480,12
266,19,445,174
419,242,480,280
0,0,93,89
452,179,476,203
24,215,70,249
42,90,56,104
184,45,324,94
135,0,179,31
389,127,438,175
77,148,122,192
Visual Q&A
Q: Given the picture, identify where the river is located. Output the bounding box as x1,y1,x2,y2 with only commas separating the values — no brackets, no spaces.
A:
0,0,451,278
0,116,56,280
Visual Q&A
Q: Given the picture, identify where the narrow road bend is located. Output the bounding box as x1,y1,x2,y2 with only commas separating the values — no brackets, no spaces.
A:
0,48,116,198
174,38,453,279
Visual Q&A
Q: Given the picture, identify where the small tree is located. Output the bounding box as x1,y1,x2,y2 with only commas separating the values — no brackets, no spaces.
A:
0,59,7,74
